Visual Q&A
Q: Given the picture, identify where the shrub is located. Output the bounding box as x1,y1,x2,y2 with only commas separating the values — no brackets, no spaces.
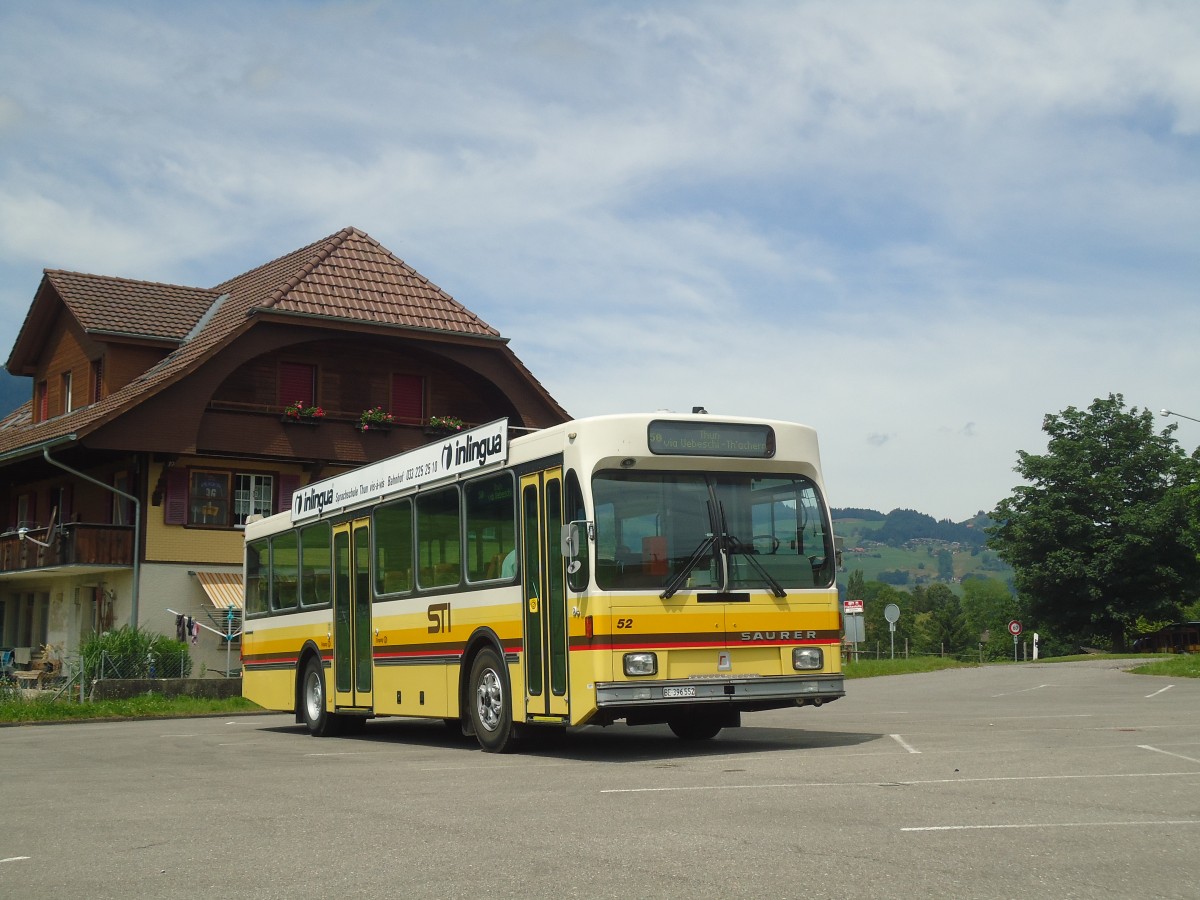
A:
81,626,193,679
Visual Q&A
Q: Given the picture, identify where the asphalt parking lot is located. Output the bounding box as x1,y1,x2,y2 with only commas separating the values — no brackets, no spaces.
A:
2,659,1198,899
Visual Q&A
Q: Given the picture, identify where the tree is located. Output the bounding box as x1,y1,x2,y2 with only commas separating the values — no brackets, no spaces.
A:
961,577,1022,660
936,548,954,581
846,569,866,604
989,394,1200,651
862,581,915,654
916,585,972,655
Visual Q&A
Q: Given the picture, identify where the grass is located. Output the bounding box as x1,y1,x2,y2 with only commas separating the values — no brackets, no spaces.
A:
1128,654,1200,677
0,691,261,724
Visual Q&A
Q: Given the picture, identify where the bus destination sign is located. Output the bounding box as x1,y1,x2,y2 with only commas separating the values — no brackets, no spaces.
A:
647,420,775,458
290,419,508,523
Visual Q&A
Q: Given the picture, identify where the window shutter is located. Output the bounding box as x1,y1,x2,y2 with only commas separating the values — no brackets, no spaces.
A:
277,475,301,514
278,363,316,408
390,374,424,422
164,468,189,525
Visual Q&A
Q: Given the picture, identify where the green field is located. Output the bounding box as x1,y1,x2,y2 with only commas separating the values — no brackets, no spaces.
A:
835,517,1012,594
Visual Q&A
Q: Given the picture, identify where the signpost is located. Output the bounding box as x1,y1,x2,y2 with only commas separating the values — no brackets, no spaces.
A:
843,599,864,659
884,603,901,659
1008,619,1023,661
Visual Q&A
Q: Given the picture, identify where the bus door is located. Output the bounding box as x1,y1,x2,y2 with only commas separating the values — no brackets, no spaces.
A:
332,518,373,710
519,468,570,720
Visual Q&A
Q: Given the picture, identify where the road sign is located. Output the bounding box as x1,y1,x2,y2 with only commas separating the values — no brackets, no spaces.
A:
844,599,864,613
884,603,900,624
1008,619,1023,636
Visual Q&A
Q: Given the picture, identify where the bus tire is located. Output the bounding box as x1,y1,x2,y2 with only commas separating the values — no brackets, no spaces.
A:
468,648,519,753
668,716,723,741
300,657,340,737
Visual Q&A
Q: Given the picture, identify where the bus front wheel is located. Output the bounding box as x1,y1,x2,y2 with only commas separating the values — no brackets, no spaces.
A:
668,716,723,741
469,648,519,753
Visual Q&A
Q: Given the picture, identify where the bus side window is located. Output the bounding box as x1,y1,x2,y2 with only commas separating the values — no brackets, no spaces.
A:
417,487,461,589
271,530,299,611
299,521,332,607
465,473,516,584
245,538,269,617
374,499,413,596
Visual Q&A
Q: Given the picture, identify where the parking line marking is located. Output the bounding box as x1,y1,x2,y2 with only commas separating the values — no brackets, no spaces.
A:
1145,685,1174,699
600,770,1200,794
890,733,920,754
1139,744,1200,764
902,819,1200,832
990,684,1054,697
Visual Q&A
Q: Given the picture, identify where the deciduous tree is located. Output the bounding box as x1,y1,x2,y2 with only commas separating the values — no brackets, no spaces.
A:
989,394,1200,650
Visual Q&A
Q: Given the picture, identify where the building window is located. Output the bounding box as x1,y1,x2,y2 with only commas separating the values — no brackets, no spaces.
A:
390,373,424,422
35,381,48,422
61,371,73,414
112,472,134,525
189,470,230,526
279,362,316,409
15,492,36,530
233,474,275,526
177,469,274,529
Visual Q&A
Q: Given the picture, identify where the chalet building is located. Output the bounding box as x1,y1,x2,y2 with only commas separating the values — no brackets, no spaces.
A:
0,227,568,677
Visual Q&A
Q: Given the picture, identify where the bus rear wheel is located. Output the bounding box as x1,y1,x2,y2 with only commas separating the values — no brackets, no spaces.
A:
469,648,519,753
301,657,340,737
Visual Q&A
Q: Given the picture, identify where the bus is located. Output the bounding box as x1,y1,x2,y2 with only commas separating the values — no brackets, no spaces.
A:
241,413,844,751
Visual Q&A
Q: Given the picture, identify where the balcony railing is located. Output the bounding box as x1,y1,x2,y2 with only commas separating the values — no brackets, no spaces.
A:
0,523,134,573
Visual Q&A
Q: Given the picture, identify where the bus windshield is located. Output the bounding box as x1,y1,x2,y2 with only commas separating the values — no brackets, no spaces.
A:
592,471,833,593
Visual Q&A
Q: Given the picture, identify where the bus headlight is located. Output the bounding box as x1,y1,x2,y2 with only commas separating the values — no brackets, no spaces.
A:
792,648,823,670
623,652,658,676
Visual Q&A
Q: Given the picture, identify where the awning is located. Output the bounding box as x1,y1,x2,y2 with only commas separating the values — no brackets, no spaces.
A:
192,571,243,610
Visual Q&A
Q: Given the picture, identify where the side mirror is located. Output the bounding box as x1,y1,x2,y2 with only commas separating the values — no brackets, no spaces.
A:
561,521,592,588
561,522,580,558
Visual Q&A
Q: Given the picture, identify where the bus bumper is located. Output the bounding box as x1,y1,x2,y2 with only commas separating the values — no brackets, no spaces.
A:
594,674,845,711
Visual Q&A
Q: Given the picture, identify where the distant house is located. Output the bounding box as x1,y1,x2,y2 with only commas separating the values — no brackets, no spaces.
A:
0,227,568,676
1132,622,1200,654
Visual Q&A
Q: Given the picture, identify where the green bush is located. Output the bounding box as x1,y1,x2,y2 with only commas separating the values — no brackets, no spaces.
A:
81,626,193,679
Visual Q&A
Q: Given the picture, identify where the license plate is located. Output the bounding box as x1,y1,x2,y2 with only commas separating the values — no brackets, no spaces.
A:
662,686,696,698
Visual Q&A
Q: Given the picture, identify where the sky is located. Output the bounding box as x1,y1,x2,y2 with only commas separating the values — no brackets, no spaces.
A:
1,0,1197,522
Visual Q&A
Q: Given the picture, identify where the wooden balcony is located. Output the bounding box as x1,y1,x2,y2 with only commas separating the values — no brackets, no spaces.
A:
0,523,134,573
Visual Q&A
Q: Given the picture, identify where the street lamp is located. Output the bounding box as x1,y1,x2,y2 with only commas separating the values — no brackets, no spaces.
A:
1160,409,1200,424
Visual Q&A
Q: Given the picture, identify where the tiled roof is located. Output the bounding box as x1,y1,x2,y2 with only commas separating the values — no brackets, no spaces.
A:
45,271,222,342
218,228,499,337
0,227,547,458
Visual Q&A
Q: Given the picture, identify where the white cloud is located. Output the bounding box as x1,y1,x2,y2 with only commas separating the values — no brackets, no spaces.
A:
1,0,1197,521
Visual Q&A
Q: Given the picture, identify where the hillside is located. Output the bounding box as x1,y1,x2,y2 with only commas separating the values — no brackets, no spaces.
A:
833,507,1012,594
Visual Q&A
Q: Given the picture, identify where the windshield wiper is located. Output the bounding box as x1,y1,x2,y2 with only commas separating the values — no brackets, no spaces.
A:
724,533,787,598
660,501,787,600
717,503,786,598
660,501,718,600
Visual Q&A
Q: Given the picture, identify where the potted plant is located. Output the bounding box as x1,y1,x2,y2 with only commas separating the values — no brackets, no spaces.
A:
282,400,325,424
425,414,464,436
358,406,396,432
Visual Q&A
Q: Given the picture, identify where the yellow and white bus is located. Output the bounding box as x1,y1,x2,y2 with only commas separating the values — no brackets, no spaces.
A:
241,413,844,751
